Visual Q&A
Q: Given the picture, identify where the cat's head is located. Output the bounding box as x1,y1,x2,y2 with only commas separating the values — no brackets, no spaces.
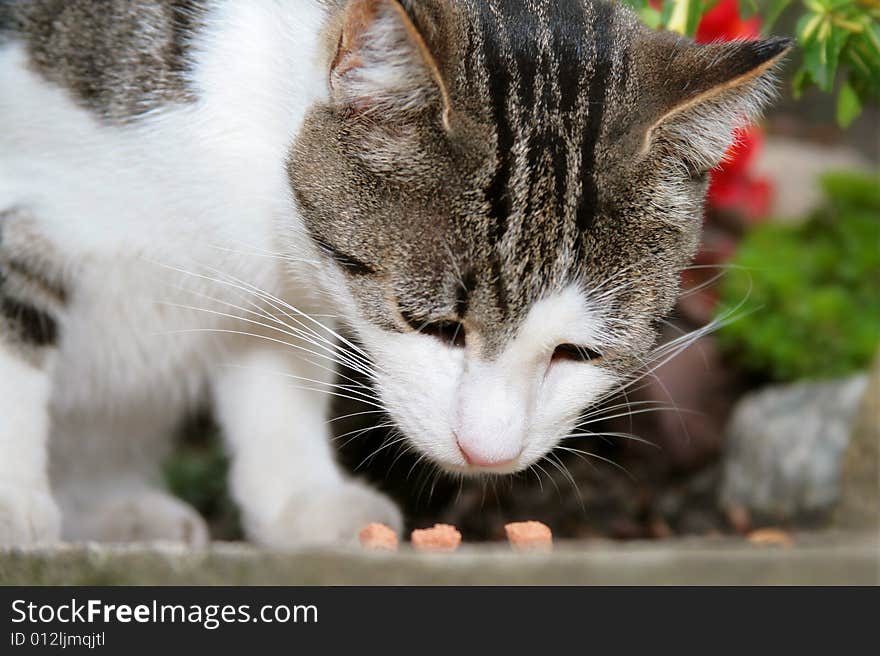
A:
288,0,789,474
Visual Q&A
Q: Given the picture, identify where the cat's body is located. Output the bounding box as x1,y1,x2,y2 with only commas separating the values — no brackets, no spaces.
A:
0,0,788,546
0,0,397,545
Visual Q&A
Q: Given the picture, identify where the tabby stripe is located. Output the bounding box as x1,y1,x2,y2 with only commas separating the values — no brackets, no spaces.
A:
552,0,587,233
490,254,509,315
575,1,615,237
554,1,585,120
478,3,515,249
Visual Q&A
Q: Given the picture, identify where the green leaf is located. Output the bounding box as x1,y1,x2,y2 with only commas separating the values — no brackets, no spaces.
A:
638,6,663,29
739,0,759,19
799,15,851,92
798,11,825,44
667,0,703,36
761,0,794,35
660,0,677,29
862,19,880,59
619,0,648,11
836,80,863,127
792,67,810,98
848,32,880,84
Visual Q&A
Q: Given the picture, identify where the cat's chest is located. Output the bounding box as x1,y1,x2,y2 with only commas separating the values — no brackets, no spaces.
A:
0,41,314,406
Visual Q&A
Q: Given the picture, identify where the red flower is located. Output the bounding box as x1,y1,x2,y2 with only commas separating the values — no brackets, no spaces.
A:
707,125,771,221
695,0,760,43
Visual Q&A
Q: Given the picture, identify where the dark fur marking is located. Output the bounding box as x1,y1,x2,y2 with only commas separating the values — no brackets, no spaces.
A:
1,296,57,346
398,307,425,332
554,0,585,120
315,238,376,276
8,0,207,122
574,0,614,239
490,254,509,316
4,257,68,303
455,268,476,319
477,4,514,249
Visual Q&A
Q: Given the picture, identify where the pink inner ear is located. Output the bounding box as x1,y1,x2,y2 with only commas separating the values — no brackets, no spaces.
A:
327,0,451,127
330,0,382,81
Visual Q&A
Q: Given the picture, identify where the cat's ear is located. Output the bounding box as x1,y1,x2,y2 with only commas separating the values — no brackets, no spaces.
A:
329,0,451,128
639,36,792,172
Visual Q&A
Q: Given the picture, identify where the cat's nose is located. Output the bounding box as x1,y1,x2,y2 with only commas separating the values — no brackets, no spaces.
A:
455,432,521,469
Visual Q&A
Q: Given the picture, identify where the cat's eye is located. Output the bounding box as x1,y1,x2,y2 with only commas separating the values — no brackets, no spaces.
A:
400,309,466,347
315,239,375,275
421,320,466,348
552,343,602,363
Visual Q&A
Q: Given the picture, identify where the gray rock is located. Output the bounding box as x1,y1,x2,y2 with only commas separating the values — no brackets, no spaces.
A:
720,376,868,521
834,354,880,529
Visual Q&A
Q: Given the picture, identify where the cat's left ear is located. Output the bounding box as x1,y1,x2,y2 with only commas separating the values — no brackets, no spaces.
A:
328,0,452,128
639,35,793,171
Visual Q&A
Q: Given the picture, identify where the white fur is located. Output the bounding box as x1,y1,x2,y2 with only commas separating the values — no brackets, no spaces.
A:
0,0,622,546
356,285,619,475
0,1,400,546
0,342,60,544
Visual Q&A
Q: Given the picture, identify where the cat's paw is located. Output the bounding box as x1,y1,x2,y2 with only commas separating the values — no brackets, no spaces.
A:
0,484,62,546
255,481,403,547
68,490,209,546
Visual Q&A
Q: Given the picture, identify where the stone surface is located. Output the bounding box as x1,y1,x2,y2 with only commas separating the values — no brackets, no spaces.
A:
720,376,868,521
0,533,876,585
753,137,872,221
834,355,880,529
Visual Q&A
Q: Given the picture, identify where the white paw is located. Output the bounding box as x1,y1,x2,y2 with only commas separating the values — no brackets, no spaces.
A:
0,484,62,546
255,480,403,547
67,490,209,546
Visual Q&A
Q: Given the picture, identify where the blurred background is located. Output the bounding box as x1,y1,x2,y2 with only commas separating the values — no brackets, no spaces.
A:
167,0,879,545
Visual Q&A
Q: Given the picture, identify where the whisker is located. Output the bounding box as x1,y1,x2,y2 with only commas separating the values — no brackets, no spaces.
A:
325,409,387,425
555,446,635,480
565,430,660,449
356,432,407,471
156,300,378,381
579,405,702,426
547,452,584,510
334,421,397,449
148,259,379,376
533,462,561,497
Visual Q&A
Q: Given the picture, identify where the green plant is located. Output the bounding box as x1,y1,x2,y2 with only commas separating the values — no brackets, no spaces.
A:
163,433,241,539
621,0,880,126
717,170,880,381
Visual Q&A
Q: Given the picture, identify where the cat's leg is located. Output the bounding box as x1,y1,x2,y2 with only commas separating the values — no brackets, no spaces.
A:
50,406,210,546
0,340,61,545
0,211,63,544
214,344,402,546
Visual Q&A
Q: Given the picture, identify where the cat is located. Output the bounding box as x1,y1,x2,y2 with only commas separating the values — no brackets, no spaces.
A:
0,0,789,546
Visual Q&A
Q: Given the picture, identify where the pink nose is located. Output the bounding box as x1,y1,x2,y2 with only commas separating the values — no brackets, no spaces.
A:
456,437,519,468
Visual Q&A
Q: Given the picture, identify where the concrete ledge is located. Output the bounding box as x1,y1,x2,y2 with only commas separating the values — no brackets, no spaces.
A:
2,532,877,585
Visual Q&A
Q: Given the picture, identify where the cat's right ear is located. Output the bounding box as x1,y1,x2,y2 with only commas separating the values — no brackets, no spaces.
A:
636,34,792,173
328,0,451,129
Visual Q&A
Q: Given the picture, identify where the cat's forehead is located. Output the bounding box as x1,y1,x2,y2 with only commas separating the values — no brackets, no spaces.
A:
296,0,784,360
420,0,639,345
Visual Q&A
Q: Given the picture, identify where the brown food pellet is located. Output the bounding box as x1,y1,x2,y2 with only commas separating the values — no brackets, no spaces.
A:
649,518,674,540
504,521,553,552
746,527,794,548
411,524,462,552
726,506,752,535
358,523,399,552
